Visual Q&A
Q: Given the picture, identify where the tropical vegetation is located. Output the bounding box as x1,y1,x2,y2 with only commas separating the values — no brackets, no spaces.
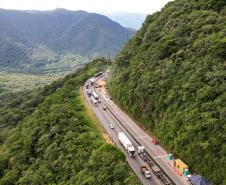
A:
109,0,226,184
0,59,140,185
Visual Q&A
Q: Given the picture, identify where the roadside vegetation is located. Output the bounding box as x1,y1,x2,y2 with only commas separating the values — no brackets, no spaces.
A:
109,0,226,184
0,58,141,185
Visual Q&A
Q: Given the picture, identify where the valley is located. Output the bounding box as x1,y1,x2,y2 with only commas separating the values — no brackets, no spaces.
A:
0,0,225,184
0,8,134,92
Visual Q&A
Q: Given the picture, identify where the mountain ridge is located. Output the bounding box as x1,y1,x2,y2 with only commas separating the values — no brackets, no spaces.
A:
0,8,135,73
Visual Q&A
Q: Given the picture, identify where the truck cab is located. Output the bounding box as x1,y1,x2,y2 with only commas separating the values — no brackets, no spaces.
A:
91,96,98,106
87,91,91,97
128,146,135,157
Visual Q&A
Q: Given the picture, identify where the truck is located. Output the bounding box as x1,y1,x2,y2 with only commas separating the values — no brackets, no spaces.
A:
151,166,172,185
92,91,99,99
141,166,151,179
90,78,95,86
90,96,98,106
94,72,103,77
138,146,145,154
138,146,148,162
138,146,155,166
118,132,135,157
86,91,91,97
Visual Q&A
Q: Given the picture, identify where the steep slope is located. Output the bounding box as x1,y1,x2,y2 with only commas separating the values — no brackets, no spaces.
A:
109,0,226,184
0,8,134,71
0,59,141,185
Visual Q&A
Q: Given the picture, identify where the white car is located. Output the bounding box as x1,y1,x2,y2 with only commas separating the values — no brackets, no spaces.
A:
109,123,114,129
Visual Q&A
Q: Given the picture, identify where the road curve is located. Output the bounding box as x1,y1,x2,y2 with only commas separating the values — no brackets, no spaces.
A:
83,74,191,185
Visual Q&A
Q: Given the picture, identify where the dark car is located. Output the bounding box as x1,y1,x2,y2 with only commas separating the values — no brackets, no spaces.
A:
87,91,91,97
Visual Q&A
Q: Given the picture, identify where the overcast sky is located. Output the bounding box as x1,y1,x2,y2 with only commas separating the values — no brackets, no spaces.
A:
0,0,172,14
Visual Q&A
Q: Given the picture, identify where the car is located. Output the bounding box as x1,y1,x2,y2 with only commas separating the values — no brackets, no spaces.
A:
185,175,191,181
103,105,107,110
141,166,151,179
109,123,114,129
87,91,91,97
151,139,158,145
98,99,101,103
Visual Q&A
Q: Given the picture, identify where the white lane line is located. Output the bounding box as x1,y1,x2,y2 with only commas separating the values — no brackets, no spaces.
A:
136,136,149,139
153,155,168,159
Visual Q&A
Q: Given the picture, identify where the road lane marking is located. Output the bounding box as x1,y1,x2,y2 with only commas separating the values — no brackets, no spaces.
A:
153,155,168,159
136,136,149,139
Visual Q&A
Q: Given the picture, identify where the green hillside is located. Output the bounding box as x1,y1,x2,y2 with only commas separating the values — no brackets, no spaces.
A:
0,9,134,73
0,8,134,92
109,0,226,184
0,59,140,185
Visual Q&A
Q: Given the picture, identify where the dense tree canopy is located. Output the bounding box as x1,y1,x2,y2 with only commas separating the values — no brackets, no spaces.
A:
0,59,140,185
109,0,226,184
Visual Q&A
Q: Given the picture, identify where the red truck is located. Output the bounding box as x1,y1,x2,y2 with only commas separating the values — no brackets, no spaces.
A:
141,166,151,179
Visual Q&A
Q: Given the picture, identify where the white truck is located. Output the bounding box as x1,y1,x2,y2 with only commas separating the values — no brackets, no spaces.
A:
90,96,98,106
118,132,135,157
90,78,95,86
92,91,99,99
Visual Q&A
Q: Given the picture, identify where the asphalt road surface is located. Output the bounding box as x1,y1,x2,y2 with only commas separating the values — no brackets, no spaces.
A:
83,75,191,185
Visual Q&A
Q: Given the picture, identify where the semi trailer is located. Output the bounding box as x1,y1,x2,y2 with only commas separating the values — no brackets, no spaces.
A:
118,132,135,157
90,96,98,106
90,78,95,86
92,91,99,99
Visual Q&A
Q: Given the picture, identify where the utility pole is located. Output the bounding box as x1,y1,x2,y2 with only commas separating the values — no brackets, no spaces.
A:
107,53,110,67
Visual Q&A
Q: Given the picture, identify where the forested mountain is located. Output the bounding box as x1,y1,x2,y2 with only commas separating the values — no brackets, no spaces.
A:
109,0,226,184
0,59,141,185
0,8,134,72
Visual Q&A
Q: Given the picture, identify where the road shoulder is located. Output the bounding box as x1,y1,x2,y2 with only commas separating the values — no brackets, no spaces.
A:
80,86,112,144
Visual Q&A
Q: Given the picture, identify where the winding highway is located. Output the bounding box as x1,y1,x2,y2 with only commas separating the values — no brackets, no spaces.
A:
83,73,191,185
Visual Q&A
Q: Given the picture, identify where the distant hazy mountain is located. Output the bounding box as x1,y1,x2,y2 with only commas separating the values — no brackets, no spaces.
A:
105,12,147,29
0,8,135,72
